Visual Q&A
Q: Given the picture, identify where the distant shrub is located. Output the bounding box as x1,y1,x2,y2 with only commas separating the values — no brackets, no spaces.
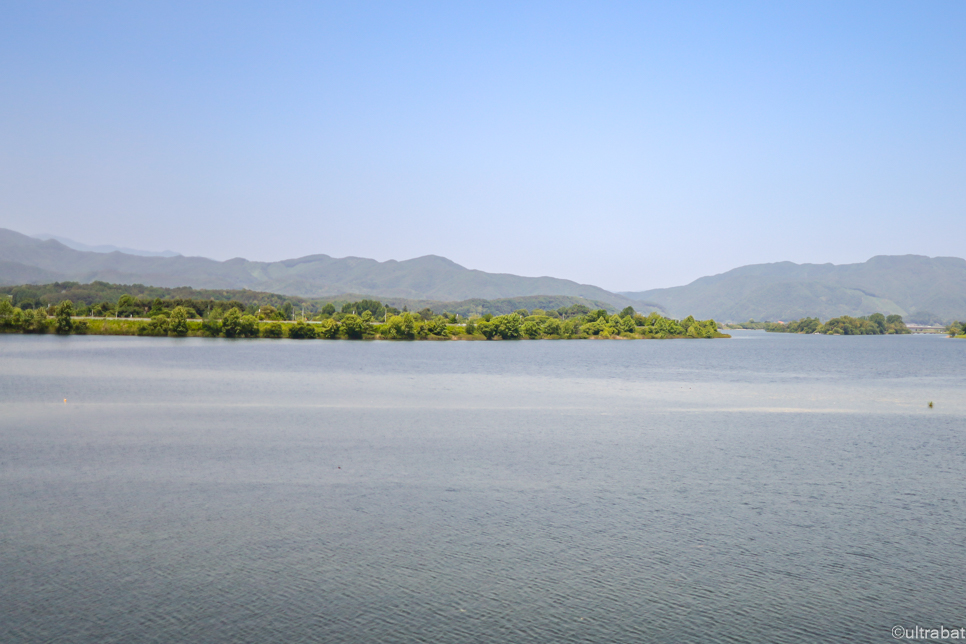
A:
316,318,339,339
261,322,283,338
383,313,417,339
201,319,222,337
493,314,521,339
221,308,243,338
477,320,495,339
521,320,540,339
288,320,317,339
10,308,27,330
168,306,189,337
238,315,259,338
137,315,169,336
542,319,561,336
426,316,449,336
340,314,368,339
0,299,15,328
25,308,50,333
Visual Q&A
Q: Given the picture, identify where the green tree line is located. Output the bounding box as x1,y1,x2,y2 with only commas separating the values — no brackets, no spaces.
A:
0,297,726,341
765,313,910,335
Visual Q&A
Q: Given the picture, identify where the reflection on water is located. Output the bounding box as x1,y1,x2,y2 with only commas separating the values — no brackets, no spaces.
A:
1,332,964,643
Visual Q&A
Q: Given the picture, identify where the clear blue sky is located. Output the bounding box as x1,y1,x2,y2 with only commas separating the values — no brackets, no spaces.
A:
1,1,964,290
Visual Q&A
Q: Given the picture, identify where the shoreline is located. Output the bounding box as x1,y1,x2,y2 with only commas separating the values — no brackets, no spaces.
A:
1,317,731,341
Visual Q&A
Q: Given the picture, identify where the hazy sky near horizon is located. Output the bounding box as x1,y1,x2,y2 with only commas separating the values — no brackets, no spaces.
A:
1,2,964,291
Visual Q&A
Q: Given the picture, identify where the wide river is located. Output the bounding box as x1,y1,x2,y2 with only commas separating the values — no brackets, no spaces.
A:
2,332,964,643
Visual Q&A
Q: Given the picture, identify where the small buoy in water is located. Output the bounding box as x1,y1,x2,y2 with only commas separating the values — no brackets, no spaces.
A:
928,401,934,408
63,399,66,404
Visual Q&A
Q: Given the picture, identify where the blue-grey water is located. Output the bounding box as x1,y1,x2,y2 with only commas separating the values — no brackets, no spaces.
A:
1,331,964,643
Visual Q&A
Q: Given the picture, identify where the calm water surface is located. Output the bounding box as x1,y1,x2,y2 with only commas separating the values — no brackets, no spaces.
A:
1,332,964,643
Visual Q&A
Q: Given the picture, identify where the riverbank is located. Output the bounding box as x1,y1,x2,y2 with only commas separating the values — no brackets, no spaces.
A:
0,316,730,341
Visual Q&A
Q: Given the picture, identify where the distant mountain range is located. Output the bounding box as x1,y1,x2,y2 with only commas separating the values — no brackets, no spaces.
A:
2,228,963,322
621,255,966,323
30,234,181,258
0,228,645,310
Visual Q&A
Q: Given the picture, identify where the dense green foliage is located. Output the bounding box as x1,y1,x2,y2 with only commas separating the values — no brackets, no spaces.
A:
947,321,966,337
169,306,189,337
724,320,770,330
341,299,386,319
0,281,658,323
0,295,726,341
54,300,74,334
766,317,822,334
262,322,284,338
766,313,910,335
287,320,317,339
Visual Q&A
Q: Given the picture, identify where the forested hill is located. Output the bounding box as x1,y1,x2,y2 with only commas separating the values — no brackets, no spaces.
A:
620,255,966,323
0,228,644,309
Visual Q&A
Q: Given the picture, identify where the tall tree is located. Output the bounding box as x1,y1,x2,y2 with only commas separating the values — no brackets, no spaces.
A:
169,306,189,336
222,309,242,338
54,300,74,334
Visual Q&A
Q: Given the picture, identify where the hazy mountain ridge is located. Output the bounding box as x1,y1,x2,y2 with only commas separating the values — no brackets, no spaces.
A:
0,260,63,286
0,228,642,309
31,234,181,257
622,255,966,322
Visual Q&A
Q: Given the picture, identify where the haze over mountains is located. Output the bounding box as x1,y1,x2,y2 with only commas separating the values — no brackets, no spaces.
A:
1,228,963,322
623,256,966,323
30,234,181,258
0,228,639,309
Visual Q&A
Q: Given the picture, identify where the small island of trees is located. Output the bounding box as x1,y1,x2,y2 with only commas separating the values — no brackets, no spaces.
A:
762,313,911,335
